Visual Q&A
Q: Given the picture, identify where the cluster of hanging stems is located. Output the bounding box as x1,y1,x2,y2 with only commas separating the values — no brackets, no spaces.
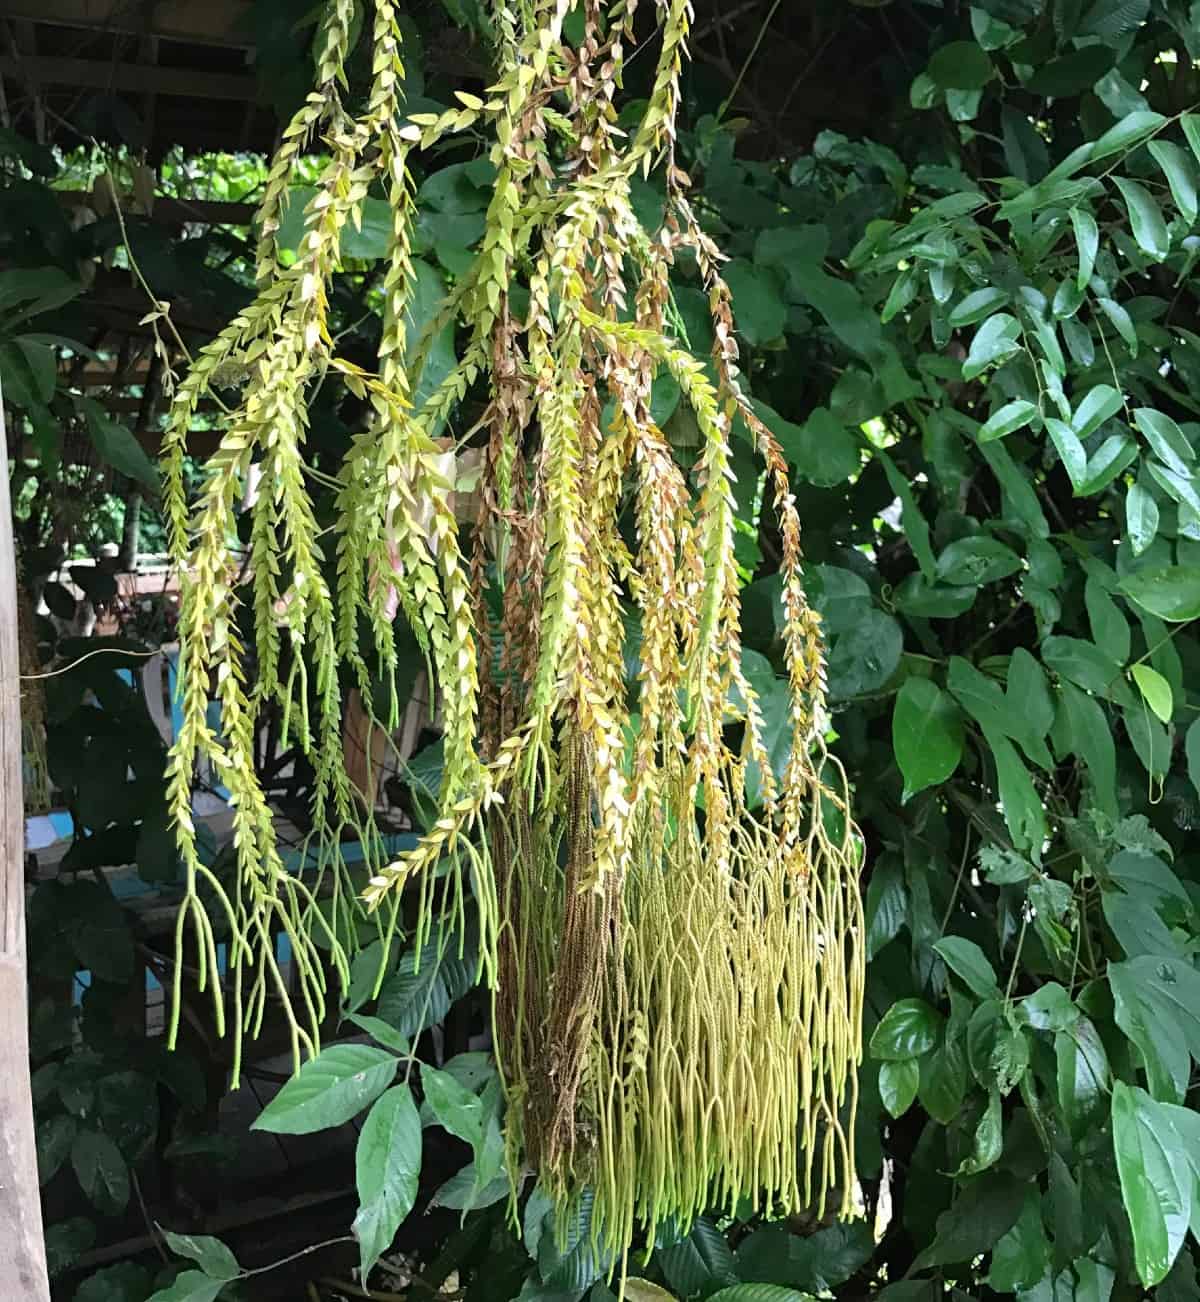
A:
162,0,864,1261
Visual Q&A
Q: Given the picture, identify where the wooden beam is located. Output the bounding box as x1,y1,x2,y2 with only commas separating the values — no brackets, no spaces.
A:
58,191,257,227
0,383,52,1302
1,0,254,47
0,55,257,101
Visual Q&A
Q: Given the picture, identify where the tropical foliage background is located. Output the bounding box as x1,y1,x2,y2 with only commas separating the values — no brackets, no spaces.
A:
7,0,1200,1298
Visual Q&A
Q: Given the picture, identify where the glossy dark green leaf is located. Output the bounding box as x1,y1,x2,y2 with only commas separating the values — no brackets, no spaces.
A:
145,1270,225,1302
865,856,907,960
1110,955,1200,1102
344,1013,410,1056
927,42,993,90
37,1113,76,1185
1126,483,1159,555
955,1088,1003,1176
936,536,1022,585
1045,418,1087,489
1111,1082,1193,1286
1091,111,1166,162
1115,178,1170,259
949,287,1010,327
161,1231,239,1282
1119,566,1200,622
879,1058,920,1118
1019,982,1077,1031
1069,208,1099,291
657,1217,737,1299
376,933,478,1037
892,678,963,799
934,936,1001,998
353,1084,422,1280
826,610,903,699
1055,1018,1110,1139
1133,409,1194,476
252,1045,396,1134
979,399,1038,443
869,998,943,1061
1148,140,1199,226
963,313,1022,380
987,1194,1051,1290
1084,577,1131,666
1070,385,1123,440
912,1173,1026,1269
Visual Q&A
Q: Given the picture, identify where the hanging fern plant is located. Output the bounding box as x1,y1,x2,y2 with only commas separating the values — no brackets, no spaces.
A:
163,0,864,1257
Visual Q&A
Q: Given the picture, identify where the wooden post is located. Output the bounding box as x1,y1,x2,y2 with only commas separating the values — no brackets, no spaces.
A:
0,392,52,1300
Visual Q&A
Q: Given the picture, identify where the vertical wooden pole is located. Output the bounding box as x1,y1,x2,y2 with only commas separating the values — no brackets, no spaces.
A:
0,392,52,1300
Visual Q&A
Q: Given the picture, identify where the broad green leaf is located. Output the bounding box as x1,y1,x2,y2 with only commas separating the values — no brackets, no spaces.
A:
988,1194,1050,1290
708,1288,810,1302
1114,178,1170,259
912,1173,1026,1269
1090,111,1166,163
1097,296,1138,355
37,1114,76,1186
146,1270,227,1302
1104,891,1184,958
1084,576,1131,665
879,1059,920,1118
955,1088,1003,1177
869,998,943,1060
827,610,903,699
892,677,963,799
1126,483,1159,555
344,1013,411,1056
980,399,1038,443
1079,434,1138,497
1183,114,1200,171
1133,409,1194,476
1119,566,1200,621
161,1232,239,1281
656,1217,737,1299
877,449,937,580
1148,140,1199,226
1110,955,1200,1101
1107,850,1190,909
933,935,1001,998
1070,385,1123,440
892,575,977,618
947,655,1053,768
881,266,918,324
377,933,478,1037
988,729,1046,852
1056,684,1117,816
252,1045,396,1134
1019,982,1077,1031
353,1085,422,1279
1045,418,1087,489
724,260,786,346
927,42,993,90
865,856,907,960
918,1036,968,1123
1147,460,1200,517
1131,664,1173,723
968,999,1031,1094
1069,208,1099,291
77,398,159,490
1111,1082,1194,1286
1055,1018,1109,1138
71,1129,129,1216
936,536,1022,585
949,286,1010,327
963,313,1021,380
1186,717,1200,797
1026,47,1116,98
625,1282,677,1302
423,1064,485,1147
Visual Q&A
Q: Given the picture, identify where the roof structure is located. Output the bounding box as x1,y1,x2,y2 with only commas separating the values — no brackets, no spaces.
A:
1,0,276,160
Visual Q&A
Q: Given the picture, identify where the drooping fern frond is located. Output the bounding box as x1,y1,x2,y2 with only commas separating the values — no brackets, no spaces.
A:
165,0,864,1258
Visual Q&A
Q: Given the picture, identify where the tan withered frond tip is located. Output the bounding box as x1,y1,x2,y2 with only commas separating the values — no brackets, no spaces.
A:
163,0,865,1261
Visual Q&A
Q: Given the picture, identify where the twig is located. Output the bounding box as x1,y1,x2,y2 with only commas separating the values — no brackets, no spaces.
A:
717,0,785,123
